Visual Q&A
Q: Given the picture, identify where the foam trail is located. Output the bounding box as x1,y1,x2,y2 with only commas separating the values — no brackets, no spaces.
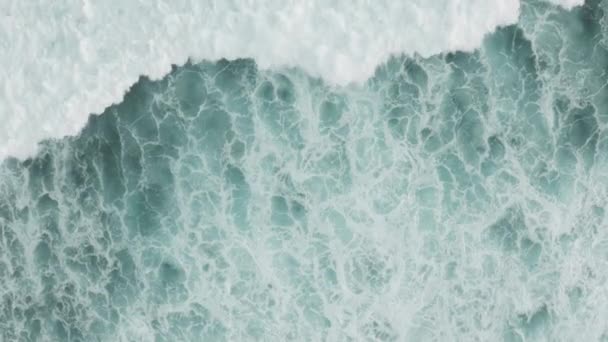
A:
0,0,583,161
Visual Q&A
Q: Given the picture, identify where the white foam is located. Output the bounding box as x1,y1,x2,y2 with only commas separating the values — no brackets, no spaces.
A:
0,0,583,160
546,0,585,9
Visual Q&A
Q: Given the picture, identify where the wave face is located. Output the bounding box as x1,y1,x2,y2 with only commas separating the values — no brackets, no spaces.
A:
0,0,583,160
1,0,607,341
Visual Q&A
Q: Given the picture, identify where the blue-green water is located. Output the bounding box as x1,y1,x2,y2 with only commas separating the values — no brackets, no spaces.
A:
1,0,608,340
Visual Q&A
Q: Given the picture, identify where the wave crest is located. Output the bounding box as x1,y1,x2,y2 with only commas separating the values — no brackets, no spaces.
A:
0,0,583,160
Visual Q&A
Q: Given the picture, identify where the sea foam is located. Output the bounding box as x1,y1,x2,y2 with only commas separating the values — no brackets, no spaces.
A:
0,0,583,160
0,1,605,340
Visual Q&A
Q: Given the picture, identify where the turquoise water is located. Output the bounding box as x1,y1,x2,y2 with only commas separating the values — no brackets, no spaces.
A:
1,0,607,340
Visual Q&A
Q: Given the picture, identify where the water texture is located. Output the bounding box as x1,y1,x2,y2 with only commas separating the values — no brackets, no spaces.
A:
1,0,608,340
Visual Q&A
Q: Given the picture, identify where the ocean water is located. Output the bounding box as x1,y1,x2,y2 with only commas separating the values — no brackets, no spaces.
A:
1,0,608,341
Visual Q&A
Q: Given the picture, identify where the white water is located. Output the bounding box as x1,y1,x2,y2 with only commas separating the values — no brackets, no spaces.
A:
0,0,583,160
